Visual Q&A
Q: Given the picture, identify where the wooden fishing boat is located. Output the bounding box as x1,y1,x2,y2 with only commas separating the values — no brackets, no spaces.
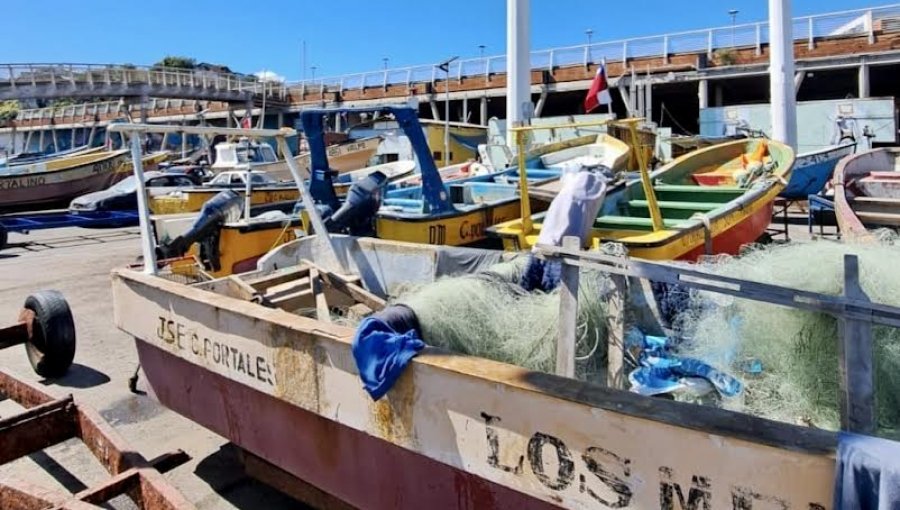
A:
525,133,630,202
0,149,130,210
491,139,794,260
255,137,381,181
111,232,848,509
833,147,900,240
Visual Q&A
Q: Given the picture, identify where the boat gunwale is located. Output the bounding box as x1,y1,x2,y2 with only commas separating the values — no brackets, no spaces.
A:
833,147,900,241
0,149,131,179
112,264,837,455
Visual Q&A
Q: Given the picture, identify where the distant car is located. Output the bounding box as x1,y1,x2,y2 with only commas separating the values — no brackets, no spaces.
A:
69,171,198,212
161,164,210,183
204,170,281,188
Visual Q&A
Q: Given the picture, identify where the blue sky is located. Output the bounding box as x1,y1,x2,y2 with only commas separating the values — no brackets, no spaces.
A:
0,0,884,81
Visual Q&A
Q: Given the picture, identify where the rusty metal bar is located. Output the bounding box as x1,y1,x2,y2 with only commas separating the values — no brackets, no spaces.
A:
0,397,77,465
0,322,28,349
0,370,55,407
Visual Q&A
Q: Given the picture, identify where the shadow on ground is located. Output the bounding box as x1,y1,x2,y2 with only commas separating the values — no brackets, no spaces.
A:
43,363,111,389
194,444,305,509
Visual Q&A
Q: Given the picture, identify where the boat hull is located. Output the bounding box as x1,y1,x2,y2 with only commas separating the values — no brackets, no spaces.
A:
376,200,536,246
260,138,381,181
779,144,856,200
834,147,900,240
112,245,836,510
0,151,130,209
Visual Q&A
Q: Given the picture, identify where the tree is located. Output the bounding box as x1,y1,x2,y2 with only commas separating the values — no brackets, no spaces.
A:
0,100,20,123
154,56,197,69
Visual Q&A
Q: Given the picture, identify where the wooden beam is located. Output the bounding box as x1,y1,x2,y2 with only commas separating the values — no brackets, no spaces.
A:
244,265,310,293
606,274,627,389
309,268,332,323
838,254,876,434
556,237,580,378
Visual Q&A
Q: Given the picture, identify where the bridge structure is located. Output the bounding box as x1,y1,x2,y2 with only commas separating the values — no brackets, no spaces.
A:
3,4,900,151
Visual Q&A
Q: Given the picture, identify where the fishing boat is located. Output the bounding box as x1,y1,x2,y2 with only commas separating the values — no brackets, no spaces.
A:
833,147,900,239
348,118,487,167
524,133,630,202
491,138,794,259
0,144,103,167
216,136,381,182
110,231,846,509
0,149,131,210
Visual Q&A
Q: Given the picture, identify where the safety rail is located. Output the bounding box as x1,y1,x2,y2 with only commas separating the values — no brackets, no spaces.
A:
293,4,900,93
0,63,288,100
14,98,222,122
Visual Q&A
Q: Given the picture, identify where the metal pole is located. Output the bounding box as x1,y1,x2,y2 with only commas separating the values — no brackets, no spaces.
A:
444,67,450,167
130,135,157,275
769,0,798,150
506,0,530,149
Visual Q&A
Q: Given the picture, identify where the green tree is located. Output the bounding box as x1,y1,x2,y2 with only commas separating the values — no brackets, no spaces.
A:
154,56,197,69
0,100,20,123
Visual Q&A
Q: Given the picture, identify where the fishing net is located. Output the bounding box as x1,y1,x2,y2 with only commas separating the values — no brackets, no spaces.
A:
673,231,900,436
394,256,612,383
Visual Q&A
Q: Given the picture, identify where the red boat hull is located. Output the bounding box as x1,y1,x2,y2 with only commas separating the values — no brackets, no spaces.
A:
137,340,557,509
677,201,774,261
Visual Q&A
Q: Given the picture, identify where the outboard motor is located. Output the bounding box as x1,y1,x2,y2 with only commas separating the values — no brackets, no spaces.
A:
156,190,242,271
323,171,388,236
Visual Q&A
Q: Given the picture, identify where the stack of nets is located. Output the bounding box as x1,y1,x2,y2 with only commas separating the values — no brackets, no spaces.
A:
394,257,612,383
673,233,900,436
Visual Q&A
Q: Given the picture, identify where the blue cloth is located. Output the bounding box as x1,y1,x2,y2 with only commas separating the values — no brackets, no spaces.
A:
520,254,562,292
835,432,900,510
352,306,425,401
626,328,742,398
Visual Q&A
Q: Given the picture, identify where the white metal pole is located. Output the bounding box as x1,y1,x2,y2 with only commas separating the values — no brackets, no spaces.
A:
444,67,450,167
506,0,531,149
769,0,798,150
130,134,157,275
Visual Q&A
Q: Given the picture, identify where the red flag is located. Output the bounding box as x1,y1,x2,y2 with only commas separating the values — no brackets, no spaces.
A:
583,63,612,113
240,116,252,129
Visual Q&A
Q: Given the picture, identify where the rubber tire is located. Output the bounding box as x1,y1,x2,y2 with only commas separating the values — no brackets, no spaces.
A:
0,224,7,252
24,290,76,378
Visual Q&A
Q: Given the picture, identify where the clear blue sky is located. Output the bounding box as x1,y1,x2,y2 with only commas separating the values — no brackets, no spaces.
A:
0,0,884,81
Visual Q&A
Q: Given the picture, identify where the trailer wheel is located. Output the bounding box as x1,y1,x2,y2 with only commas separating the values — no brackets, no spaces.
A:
0,224,7,251
23,290,76,378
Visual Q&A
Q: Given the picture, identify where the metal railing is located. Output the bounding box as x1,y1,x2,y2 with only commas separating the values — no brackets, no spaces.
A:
291,4,900,94
0,63,288,100
14,98,229,123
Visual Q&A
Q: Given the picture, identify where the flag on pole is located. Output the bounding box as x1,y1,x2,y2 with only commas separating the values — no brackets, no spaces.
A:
583,61,612,113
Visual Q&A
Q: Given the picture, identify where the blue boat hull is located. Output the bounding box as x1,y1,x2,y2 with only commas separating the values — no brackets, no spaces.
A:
779,144,855,200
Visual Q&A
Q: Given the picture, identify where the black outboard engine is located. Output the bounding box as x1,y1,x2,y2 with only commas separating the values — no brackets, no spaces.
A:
323,171,388,236
156,190,242,271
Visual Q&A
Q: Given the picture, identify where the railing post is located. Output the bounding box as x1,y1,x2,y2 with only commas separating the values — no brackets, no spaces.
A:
707,29,714,57
431,66,436,87
8,65,15,90
338,78,344,95
584,45,590,67
555,237,580,378
457,60,463,83
622,41,628,65
484,57,491,84
756,23,763,55
866,9,875,44
383,70,388,89
838,254,876,434
548,49,555,71
662,35,669,64
105,67,111,87
808,17,815,50
406,69,412,88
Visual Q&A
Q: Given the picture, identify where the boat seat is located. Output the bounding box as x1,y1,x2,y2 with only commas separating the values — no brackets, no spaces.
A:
852,196,900,205
857,211,900,226
594,215,685,230
628,200,721,212
652,184,745,203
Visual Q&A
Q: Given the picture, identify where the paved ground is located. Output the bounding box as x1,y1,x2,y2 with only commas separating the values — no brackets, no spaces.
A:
0,226,299,509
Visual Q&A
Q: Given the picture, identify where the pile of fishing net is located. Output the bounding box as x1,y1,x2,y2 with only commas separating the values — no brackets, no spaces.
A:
671,233,900,436
392,257,612,383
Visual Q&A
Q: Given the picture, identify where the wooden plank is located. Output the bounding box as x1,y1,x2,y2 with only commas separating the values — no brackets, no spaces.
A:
838,254,876,434
309,268,332,323
244,265,311,292
556,237,579,378
269,288,314,311
606,273,627,389
301,260,385,312
225,276,259,301
534,243,900,329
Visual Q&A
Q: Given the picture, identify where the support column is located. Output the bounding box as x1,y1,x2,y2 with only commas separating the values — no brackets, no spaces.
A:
38,129,45,152
227,107,235,128
10,125,16,153
71,127,77,148
794,71,806,95
769,0,798,150
277,111,285,128
506,0,531,147
698,79,709,109
534,88,548,118
50,128,59,152
480,97,488,126
859,62,870,99
335,112,343,132
714,84,724,107
636,83,645,119
140,96,149,124
462,97,469,123
24,130,33,152
430,99,440,120
644,81,653,123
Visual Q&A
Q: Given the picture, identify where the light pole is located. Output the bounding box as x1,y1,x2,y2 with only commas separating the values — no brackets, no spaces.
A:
437,56,458,167
586,28,594,64
382,57,389,70
729,9,739,47
310,65,317,82
478,44,486,59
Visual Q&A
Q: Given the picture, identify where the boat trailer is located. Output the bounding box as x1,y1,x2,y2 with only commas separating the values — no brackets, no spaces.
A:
0,210,140,251
0,291,194,509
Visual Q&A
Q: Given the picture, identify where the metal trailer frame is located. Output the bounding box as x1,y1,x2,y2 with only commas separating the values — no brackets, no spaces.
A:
0,211,140,251
0,296,195,509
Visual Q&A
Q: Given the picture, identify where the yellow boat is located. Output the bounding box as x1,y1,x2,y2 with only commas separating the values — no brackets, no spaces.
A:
490,135,795,261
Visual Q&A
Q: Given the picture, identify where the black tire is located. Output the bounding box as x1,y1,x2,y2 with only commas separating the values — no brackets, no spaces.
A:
0,224,7,252
24,290,76,378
